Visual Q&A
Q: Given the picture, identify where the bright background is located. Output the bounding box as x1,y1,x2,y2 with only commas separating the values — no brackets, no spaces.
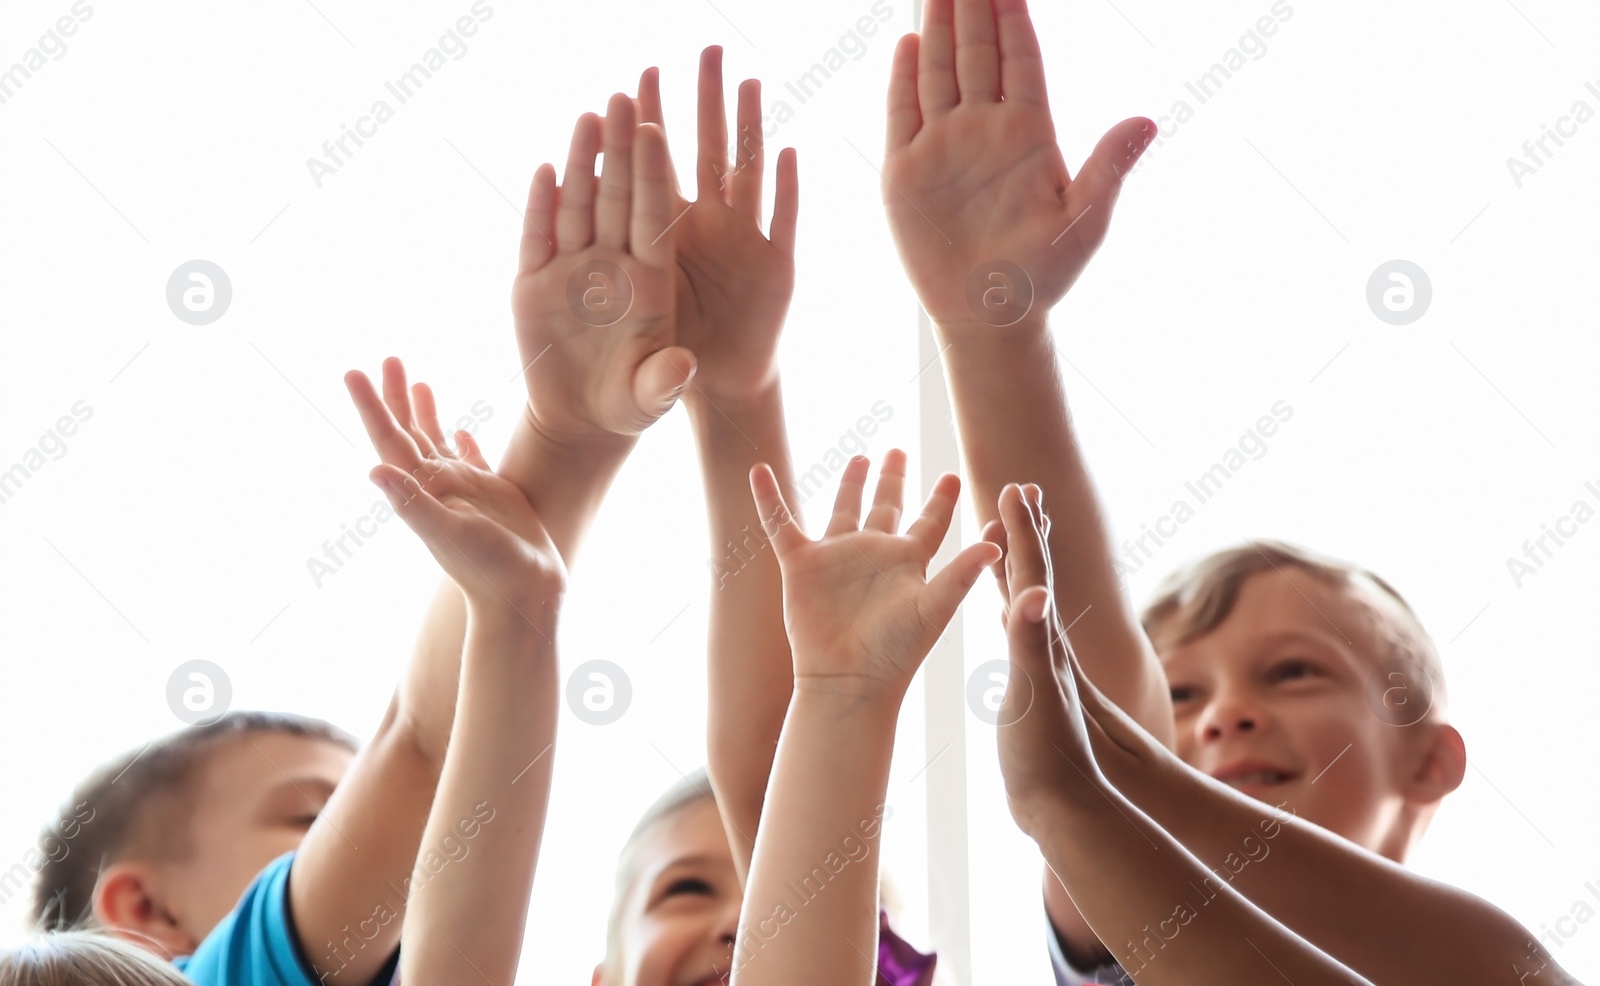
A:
1,0,1597,982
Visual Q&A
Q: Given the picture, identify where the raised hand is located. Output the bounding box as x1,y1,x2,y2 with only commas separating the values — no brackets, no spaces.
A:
512,96,695,445
346,358,565,622
634,47,799,406
989,482,1104,839
882,0,1154,329
749,450,1000,695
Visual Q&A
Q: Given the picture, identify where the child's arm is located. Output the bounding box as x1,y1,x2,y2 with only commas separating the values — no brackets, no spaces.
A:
733,455,1001,986
629,48,802,883
994,485,1377,986
880,0,1169,733
881,0,1170,960
283,113,683,982
1044,626,1579,986
348,365,566,986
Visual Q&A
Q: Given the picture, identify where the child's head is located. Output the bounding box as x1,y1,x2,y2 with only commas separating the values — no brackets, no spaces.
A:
30,711,356,958
596,770,741,986
1144,540,1466,861
0,930,193,986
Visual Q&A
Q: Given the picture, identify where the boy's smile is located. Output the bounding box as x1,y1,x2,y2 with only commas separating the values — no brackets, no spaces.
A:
1157,565,1460,860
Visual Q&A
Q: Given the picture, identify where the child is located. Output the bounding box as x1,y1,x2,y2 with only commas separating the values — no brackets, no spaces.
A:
989,483,1379,985
731,454,1000,985
348,358,566,986
24,63,690,986
880,1,1574,983
0,930,194,986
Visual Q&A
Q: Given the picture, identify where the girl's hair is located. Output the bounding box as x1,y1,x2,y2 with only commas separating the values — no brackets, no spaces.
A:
600,768,717,982
0,931,191,986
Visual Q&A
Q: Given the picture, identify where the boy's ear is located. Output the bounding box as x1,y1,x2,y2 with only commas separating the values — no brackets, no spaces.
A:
1407,722,1467,806
94,862,195,960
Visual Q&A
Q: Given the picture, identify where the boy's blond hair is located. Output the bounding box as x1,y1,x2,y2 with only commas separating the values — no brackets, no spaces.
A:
1141,539,1448,716
0,931,191,986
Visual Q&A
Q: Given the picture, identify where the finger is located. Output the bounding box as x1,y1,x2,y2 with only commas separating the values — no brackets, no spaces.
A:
825,455,872,537
886,33,923,151
749,463,809,557
631,123,678,268
345,370,424,469
371,463,458,544
864,448,908,533
381,358,438,457
636,65,665,127
635,65,685,201
1004,584,1056,712
980,514,1011,606
918,0,959,116
1065,117,1157,246
695,45,729,202
996,0,1048,106
595,94,638,251
999,482,1050,607
556,113,603,252
954,0,1001,103
925,538,1005,628
729,78,764,221
631,344,697,426
519,163,558,272
454,430,492,472
905,472,962,557
769,147,799,259
411,382,453,454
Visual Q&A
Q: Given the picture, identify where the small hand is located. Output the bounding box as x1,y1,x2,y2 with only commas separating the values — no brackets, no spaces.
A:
512,96,695,446
634,47,799,406
346,358,566,626
882,0,1153,329
750,450,1000,695
990,482,1104,838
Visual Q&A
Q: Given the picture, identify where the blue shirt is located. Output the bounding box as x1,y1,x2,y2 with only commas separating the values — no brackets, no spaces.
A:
174,852,399,986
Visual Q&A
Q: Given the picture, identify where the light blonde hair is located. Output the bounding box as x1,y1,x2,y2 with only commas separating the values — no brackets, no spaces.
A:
1141,538,1448,715
0,932,190,986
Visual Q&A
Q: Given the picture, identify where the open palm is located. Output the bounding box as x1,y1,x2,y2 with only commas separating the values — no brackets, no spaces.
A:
346,359,565,618
512,96,693,443
882,0,1153,328
752,451,999,693
634,48,798,405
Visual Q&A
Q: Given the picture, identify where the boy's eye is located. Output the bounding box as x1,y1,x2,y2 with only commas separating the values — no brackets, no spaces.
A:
1271,660,1315,682
664,877,714,899
1170,685,1197,704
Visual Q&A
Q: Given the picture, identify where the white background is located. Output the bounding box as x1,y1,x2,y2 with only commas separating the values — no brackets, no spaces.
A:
1,0,1596,982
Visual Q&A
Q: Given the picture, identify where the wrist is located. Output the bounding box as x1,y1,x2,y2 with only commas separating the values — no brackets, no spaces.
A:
463,594,561,647
683,376,783,422
932,310,1051,343
791,674,907,717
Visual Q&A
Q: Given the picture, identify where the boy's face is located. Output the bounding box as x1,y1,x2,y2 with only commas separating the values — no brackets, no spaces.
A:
161,731,353,943
1157,567,1438,856
607,799,742,986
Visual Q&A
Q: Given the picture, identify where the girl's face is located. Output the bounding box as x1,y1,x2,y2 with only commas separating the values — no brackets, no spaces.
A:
604,799,744,986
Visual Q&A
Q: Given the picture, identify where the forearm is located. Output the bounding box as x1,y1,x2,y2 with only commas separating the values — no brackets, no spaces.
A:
290,694,443,984
1033,783,1374,986
499,408,636,566
733,682,898,986
934,316,1173,745
1106,753,1574,985
688,382,799,882
400,609,559,986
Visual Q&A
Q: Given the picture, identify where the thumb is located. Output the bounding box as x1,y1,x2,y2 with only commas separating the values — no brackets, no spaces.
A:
632,346,698,427
1069,116,1156,241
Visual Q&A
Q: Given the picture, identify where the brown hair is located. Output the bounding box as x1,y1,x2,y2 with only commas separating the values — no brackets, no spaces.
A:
30,711,357,931
1141,538,1447,711
0,931,191,986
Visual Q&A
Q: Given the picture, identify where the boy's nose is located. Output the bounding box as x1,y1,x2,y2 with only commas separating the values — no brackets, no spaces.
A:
1197,691,1264,742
